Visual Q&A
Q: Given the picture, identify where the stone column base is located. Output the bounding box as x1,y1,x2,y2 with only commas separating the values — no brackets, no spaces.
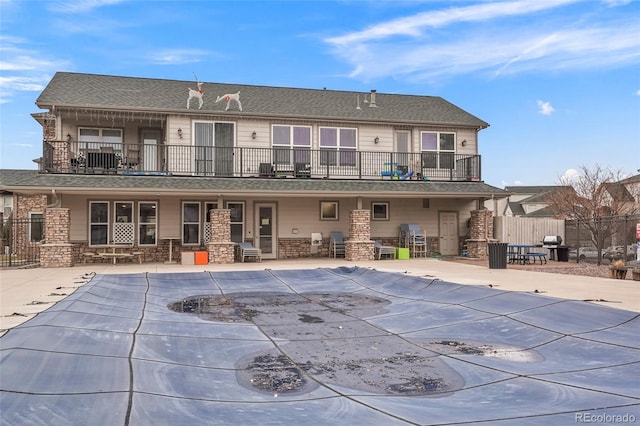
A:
345,240,375,261
207,242,236,264
40,243,74,268
465,239,493,259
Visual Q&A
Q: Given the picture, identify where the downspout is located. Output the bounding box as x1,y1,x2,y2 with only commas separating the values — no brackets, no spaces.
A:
47,189,61,208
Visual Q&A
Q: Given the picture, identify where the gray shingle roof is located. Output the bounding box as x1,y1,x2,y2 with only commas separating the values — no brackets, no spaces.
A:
1,170,507,197
36,72,489,128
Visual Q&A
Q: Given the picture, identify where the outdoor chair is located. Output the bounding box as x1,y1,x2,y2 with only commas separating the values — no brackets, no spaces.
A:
259,163,275,178
374,241,396,260
329,231,346,258
123,148,140,170
294,162,311,178
238,242,262,263
408,224,427,257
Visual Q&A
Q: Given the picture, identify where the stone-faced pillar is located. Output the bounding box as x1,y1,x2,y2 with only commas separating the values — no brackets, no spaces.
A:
206,209,235,264
345,209,375,261
465,210,493,258
40,208,74,267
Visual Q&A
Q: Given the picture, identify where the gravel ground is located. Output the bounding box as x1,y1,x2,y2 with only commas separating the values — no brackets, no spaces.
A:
445,258,639,281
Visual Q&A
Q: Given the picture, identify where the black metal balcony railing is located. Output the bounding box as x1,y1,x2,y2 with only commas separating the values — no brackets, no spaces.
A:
44,141,481,181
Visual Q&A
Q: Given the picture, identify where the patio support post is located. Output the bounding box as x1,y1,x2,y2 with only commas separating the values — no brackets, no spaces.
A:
345,209,375,261
41,208,74,267
206,209,235,264
465,209,494,258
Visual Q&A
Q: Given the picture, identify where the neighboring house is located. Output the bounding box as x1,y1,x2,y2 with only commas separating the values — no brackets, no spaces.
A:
0,72,507,267
602,174,640,212
498,186,568,218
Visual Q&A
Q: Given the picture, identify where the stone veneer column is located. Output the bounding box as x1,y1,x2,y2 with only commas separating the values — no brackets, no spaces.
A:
206,209,235,264
40,208,74,267
48,140,71,173
465,210,494,258
345,210,375,261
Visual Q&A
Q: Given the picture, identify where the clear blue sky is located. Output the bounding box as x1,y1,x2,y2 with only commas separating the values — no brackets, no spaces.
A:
1,0,639,188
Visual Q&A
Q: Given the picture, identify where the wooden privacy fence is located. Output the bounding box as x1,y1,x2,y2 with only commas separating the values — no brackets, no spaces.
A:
494,217,565,245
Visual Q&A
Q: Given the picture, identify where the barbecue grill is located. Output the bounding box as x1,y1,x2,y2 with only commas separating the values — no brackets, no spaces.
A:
542,235,562,248
541,235,568,261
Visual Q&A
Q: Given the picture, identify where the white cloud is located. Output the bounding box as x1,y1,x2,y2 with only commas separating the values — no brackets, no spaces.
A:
636,89,640,96
323,0,640,82
146,49,215,65
46,0,126,13
537,100,555,115
562,168,579,182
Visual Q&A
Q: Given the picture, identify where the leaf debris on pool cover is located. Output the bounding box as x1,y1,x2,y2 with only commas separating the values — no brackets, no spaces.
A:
1,267,639,425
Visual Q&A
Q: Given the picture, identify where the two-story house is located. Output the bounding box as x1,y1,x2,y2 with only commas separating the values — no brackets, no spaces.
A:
0,72,507,267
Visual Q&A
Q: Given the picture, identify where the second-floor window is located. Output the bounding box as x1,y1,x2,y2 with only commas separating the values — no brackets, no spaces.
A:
421,132,455,169
272,125,311,166
319,127,357,167
78,128,123,153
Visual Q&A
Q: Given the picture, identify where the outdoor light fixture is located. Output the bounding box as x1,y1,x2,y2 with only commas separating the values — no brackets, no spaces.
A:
177,128,183,138
461,139,467,146
374,137,379,144
66,133,72,142
252,131,257,140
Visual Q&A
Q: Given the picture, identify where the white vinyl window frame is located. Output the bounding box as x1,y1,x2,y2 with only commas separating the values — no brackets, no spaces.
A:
320,201,339,221
182,201,201,245
371,202,389,221
113,201,134,245
319,127,357,167
138,202,157,246
272,125,312,166
226,201,245,243
89,201,110,246
420,131,456,169
78,127,123,154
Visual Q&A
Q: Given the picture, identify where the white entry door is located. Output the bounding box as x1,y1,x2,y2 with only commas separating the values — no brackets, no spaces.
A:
439,212,459,255
255,203,277,259
142,130,160,171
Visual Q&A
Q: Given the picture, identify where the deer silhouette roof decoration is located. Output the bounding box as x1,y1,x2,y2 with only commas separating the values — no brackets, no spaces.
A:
186,74,204,110
216,91,242,111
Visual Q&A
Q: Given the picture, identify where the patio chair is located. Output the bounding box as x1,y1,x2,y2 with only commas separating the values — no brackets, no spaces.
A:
374,241,396,260
238,242,262,263
123,147,140,170
294,162,311,178
329,231,346,258
259,163,275,178
407,224,427,257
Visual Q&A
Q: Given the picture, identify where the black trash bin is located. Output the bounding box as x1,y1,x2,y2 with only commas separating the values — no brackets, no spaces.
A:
556,246,569,262
488,242,508,269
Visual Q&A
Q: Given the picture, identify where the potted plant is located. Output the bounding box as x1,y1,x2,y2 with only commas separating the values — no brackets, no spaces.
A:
610,259,628,279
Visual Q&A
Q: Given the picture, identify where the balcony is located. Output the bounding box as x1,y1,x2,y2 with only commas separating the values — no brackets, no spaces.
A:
43,140,481,181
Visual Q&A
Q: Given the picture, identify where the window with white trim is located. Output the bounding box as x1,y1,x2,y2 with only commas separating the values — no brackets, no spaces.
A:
78,128,123,153
89,201,109,246
182,202,201,245
319,127,357,167
320,201,339,220
227,202,245,243
421,132,455,169
139,202,157,245
371,202,389,221
272,125,311,166
113,202,134,244
29,212,44,242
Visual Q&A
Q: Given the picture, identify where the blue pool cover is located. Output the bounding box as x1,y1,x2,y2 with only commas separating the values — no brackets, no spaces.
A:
1,267,639,425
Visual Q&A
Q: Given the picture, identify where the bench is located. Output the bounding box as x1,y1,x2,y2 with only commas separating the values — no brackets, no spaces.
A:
520,252,547,265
